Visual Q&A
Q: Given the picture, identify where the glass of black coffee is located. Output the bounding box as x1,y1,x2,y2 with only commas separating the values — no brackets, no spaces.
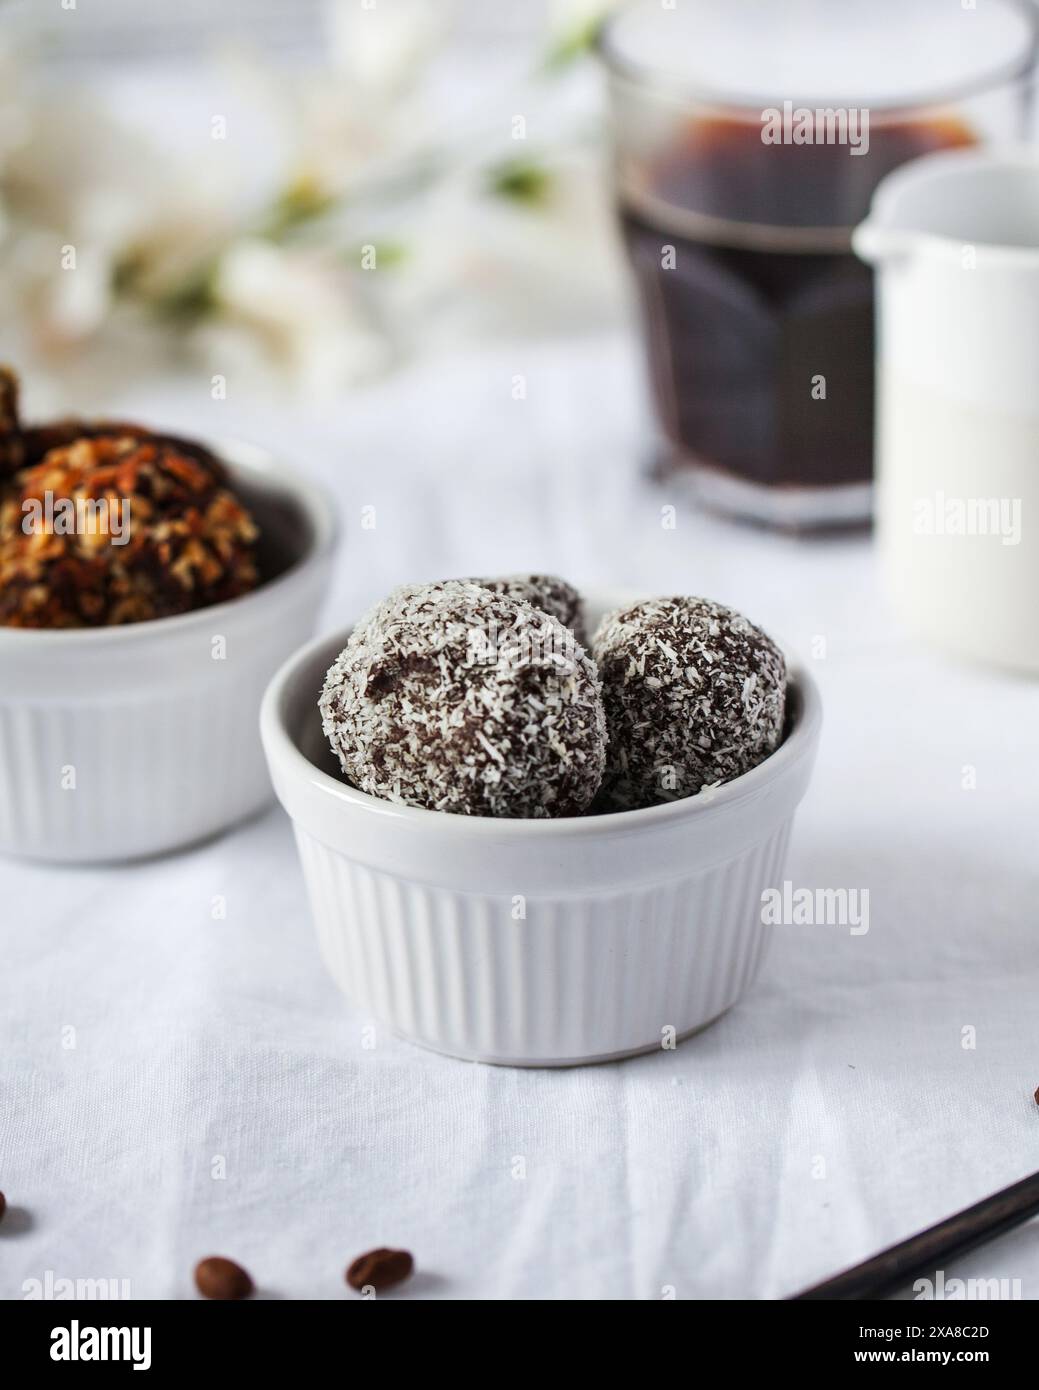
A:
599,0,1038,529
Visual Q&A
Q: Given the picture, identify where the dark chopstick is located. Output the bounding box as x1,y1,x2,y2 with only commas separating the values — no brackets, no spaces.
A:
790,1170,1039,1300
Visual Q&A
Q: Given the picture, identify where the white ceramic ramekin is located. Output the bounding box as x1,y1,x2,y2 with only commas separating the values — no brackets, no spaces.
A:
0,439,337,863
260,594,822,1066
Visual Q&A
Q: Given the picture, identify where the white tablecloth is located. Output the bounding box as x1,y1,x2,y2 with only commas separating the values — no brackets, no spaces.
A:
3,335,1038,1300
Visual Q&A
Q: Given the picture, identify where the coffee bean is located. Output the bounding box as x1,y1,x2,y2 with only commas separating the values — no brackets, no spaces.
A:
345,1247,414,1293
0,1191,6,1223
1034,1084,1039,1106
194,1256,253,1301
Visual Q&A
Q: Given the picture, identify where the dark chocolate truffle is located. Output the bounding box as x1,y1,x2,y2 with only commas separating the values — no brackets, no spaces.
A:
0,367,24,480
320,580,606,817
469,574,587,648
0,433,259,628
592,596,786,811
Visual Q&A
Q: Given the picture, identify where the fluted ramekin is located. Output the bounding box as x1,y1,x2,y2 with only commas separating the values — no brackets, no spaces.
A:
0,439,337,863
260,593,822,1066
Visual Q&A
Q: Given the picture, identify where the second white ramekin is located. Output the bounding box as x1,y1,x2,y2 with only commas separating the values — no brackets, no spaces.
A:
260,594,822,1066
0,439,338,863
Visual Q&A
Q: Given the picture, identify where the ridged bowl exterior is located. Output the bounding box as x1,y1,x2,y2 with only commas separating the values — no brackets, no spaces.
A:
295,823,793,1065
0,441,336,863
261,609,822,1067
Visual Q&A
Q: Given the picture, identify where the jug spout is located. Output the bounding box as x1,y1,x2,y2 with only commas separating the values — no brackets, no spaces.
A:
856,147,1039,268
852,220,915,266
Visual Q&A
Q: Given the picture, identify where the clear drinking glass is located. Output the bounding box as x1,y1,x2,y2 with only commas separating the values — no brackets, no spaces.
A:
599,0,1039,530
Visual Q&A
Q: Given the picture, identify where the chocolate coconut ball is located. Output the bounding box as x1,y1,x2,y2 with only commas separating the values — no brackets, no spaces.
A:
592,596,786,811
0,433,259,628
320,580,607,817
468,574,587,649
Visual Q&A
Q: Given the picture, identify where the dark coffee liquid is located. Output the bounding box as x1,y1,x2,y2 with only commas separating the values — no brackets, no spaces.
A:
620,116,974,497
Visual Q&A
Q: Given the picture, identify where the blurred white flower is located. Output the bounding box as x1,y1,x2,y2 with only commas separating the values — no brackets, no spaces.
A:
323,0,451,95
0,86,239,346
208,239,390,395
0,6,625,397
41,245,113,343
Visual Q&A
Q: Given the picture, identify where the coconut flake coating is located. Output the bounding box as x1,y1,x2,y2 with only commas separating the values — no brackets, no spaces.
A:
592,596,786,811
320,580,606,817
468,574,587,648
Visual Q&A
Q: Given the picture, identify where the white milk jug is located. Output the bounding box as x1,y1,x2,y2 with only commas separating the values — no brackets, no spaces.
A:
854,149,1039,673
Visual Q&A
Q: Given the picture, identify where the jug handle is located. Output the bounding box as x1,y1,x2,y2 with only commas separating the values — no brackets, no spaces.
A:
852,221,914,266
